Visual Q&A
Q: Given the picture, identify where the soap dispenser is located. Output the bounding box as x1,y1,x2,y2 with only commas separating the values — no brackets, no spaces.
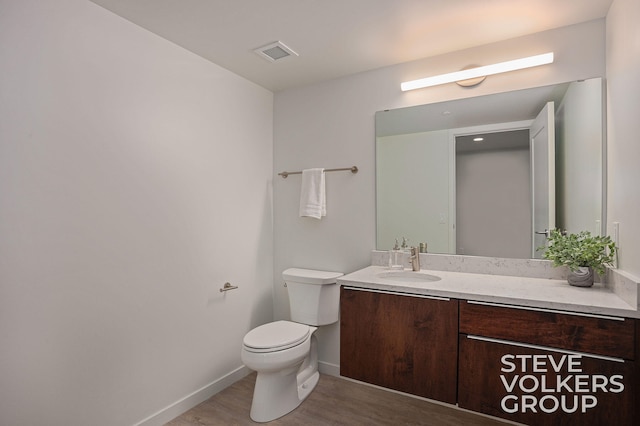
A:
389,238,404,270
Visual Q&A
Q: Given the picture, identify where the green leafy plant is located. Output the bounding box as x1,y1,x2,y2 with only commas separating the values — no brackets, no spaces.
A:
539,229,617,275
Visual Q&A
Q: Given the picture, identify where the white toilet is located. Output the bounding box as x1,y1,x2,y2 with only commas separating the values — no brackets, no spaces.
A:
241,268,343,422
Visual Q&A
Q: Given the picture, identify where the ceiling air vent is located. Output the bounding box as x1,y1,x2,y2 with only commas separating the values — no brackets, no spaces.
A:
254,41,298,62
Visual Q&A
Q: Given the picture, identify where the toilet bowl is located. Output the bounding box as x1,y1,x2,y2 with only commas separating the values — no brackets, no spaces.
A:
241,268,343,423
241,321,319,422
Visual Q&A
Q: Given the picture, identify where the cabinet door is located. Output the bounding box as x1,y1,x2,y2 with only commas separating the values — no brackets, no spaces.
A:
340,287,458,403
458,335,639,425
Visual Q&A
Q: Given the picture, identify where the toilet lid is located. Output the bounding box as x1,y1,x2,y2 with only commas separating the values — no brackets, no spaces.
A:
243,320,310,352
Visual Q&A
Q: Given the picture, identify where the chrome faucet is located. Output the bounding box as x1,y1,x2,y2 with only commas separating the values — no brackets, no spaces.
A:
409,246,421,271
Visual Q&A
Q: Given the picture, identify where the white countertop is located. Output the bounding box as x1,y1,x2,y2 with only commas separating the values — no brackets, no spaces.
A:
339,265,640,319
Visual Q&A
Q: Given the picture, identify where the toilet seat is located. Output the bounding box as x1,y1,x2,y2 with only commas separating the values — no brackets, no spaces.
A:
243,320,310,353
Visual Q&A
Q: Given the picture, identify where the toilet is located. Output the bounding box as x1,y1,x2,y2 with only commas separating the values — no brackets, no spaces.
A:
241,268,343,422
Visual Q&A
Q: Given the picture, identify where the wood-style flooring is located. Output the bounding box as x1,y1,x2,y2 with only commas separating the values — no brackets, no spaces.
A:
166,373,512,425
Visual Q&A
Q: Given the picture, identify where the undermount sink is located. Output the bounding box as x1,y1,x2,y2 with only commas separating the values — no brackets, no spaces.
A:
376,270,441,283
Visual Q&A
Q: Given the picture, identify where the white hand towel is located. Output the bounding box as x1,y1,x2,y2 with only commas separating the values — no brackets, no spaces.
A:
299,168,326,219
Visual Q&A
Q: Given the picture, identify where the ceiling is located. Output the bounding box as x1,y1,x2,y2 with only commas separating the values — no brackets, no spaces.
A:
89,0,612,92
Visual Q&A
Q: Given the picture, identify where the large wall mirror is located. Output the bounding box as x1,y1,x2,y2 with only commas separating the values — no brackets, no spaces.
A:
376,78,605,259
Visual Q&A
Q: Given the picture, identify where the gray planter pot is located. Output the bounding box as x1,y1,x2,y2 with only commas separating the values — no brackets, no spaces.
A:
567,266,594,287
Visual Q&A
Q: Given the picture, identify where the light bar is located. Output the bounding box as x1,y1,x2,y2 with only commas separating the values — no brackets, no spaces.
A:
401,52,554,91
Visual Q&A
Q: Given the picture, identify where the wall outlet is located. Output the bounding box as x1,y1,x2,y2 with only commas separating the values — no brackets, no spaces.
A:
611,222,620,246
610,222,620,269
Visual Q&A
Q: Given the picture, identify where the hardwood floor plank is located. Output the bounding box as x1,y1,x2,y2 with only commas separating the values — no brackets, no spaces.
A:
166,373,512,425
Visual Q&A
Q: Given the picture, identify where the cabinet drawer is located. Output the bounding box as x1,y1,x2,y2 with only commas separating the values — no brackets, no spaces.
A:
459,300,636,360
458,335,638,425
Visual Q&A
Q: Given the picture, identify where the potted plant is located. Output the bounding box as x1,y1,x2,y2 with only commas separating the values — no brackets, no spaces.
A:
539,229,617,287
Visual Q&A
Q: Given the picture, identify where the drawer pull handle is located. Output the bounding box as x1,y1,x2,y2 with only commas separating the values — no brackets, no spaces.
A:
342,286,450,301
466,300,625,322
466,335,625,363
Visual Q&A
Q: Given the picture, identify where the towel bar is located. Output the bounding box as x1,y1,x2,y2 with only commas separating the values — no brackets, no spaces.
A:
278,166,358,178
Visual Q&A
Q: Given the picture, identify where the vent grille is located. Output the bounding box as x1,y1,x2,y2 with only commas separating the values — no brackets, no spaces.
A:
254,41,298,62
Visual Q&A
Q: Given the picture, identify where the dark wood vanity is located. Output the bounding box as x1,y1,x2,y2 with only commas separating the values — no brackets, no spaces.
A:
340,287,458,403
340,287,639,425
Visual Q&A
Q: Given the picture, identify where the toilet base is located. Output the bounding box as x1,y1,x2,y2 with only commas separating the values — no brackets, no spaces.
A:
297,368,319,402
249,335,319,422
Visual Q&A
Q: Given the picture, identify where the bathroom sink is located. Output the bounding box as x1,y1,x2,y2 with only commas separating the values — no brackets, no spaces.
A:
376,270,441,283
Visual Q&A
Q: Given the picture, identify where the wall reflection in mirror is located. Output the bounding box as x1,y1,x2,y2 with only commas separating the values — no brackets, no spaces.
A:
376,78,605,259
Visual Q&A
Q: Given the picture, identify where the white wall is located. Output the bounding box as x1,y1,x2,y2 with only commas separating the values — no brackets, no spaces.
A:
0,1,273,425
556,79,604,235
274,20,606,371
376,130,451,253
606,0,640,277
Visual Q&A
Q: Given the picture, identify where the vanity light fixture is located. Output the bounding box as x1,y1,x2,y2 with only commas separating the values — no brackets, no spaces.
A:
400,52,554,91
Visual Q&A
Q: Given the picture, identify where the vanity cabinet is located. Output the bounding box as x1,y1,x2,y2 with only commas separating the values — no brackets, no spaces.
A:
458,300,639,425
340,287,458,404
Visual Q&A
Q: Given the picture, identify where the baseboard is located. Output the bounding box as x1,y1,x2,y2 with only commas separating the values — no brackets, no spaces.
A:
133,365,251,426
318,360,340,377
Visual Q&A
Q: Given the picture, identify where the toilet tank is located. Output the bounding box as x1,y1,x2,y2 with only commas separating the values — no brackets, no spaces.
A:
283,268,343,326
